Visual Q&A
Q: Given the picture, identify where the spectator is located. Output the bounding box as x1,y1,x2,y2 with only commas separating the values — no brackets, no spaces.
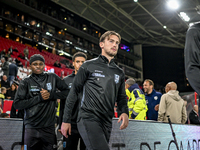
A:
189,105,200,125
143,79,162,121
0,87,7,112
0,113,10,118
9,61,18,84
1,75,10,89
6,51,11,58
125,78,147,120
1,57,9,77
23,46,29,59
8,46,13,54
15,58,23,67
0,49,6,57
13,54,69,149
13,47,19,52
158,82,187,124
53,60,61,68
6,83,17,100
18,53,25,59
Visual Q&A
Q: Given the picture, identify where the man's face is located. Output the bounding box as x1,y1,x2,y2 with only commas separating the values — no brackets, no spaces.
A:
100,35,120,57
165,84,170,93
73,57,86,73
1,59,5,63
2,75,7,81
143,81,152,93
30,60,45,74
125,83,130,90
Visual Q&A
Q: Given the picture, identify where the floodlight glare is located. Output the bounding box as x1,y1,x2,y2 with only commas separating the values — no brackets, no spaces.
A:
179,12,190,22
167,0,179,10
133,0,138,2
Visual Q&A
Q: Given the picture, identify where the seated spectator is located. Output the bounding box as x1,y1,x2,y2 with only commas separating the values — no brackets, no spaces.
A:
0,113,10,118
158,82,187,124
8,46,13,54
53,60,61,68
0,49,6,57
15,58,23,67
13,47,19,52
0,87,7,112
1,75,10,89
125,78,148,120
18,53,25,59
5,83,17,100
6,51,11,58
189,105,200,125
23,46,29,59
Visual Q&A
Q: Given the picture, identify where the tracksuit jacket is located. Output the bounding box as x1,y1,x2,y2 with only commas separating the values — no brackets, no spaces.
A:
14,72,69,128
63,55,129,128
185,22,200,95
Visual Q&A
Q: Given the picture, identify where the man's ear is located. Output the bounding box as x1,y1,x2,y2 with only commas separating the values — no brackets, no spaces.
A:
99,42,104,49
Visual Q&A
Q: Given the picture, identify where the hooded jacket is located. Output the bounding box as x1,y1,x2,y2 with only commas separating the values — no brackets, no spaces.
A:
126,83,147,120
158,90,187,124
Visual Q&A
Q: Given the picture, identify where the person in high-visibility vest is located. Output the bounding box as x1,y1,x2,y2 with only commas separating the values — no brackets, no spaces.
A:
125,78,148,120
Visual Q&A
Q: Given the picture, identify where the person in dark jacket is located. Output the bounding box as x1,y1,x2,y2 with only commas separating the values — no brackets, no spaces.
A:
189,105,200,125
185,22,200,116
13,54,69,150
1,75,10,89
61,31,129,150
1,57,9,77
6,83,17,100
9,62,18,84
59,52,86,150
143,79,162,121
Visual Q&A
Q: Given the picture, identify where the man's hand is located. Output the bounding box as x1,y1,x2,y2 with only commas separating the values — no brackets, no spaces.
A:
61,122,71,138
154,104,159,111
40,88,50,100
118,113,129,130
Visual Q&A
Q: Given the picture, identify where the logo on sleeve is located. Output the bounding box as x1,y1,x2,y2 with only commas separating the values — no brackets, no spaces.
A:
46,83,52,91
114,74,119,84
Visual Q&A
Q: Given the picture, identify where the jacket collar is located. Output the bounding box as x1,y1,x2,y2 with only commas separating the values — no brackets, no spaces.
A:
128,83,142,93
99,55,115,65
147,89,156,96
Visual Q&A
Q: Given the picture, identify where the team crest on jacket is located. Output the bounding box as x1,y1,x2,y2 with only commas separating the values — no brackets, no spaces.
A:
114,74,119,84
154,96,158,100
46,83,52,91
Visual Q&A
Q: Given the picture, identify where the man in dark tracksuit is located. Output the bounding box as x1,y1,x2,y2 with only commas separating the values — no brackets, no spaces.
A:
14,54,69,150
59,52,86,150
185,22,200,116
61,31,129,150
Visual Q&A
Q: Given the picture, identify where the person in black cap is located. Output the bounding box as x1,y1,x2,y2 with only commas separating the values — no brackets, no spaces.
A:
13,54,69,150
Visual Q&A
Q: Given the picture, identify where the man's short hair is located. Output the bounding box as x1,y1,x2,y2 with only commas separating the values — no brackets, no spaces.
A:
144,79,154,88
72,52,87,62
99,31,121,43
125,78,135,86
1,87,6,92
0,113,9,118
